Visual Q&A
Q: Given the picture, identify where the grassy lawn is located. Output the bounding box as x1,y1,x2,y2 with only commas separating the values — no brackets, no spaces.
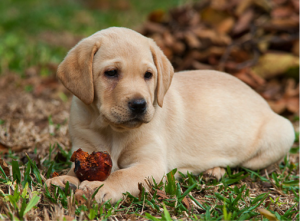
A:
0,148,299,220
0,0,299,220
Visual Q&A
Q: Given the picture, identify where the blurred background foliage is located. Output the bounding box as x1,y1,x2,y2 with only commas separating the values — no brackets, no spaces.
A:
0,0,191,76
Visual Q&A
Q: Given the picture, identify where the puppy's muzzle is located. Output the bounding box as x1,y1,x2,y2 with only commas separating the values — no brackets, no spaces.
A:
128,98,147,115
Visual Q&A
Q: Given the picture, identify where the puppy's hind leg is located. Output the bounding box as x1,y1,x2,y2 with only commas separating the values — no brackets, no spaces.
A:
241,115,295,170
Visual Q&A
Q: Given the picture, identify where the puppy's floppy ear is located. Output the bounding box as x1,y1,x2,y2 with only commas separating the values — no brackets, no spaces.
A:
150,40,174,107
57,37,101,105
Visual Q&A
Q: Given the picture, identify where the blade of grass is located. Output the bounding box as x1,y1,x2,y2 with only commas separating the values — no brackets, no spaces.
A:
0,165,8,180
25,153,42,184
165,168,177,196
11,160,21,184
189,194,206,210
92,184,104,199
23,195,40,215
179,183,197,200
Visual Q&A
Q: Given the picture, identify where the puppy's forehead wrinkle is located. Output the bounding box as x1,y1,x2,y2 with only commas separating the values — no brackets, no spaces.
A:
101,44,146,61
97,32,150,59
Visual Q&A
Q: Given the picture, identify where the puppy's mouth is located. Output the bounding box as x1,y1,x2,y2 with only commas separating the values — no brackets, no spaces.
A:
103,114,149,129
124,116,151,125
118,115,150,125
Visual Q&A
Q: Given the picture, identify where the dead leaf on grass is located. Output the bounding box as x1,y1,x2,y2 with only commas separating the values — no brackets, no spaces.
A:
138,182,144,201
258,208,278,221
63,215,75,221
156,189,168,200
182,196,192,210
0,159,9,176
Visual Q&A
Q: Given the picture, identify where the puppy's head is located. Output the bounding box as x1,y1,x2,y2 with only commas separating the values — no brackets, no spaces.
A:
57,27,174,130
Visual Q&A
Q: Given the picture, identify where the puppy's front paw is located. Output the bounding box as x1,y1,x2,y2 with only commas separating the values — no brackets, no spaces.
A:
204,167,225,181
79,181,122,204
45,175,80,191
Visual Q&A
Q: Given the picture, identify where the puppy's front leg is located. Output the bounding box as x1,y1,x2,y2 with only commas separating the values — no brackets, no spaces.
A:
78,159,166,203
45,159,80,189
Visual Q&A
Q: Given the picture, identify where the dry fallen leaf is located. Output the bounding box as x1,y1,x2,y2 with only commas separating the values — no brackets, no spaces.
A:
232,9,254,34
63,216,75,221
251,52,299,78
216,17,235,34
268,99,286,114
235,0,253,16
271,6,294,18
51,172,59,178
284,79,299,97
285,97,299,113
182,196,191,209
292,40,299,56
291,0,299,10
257,208,278,221
156,189,168,200
148,9,165,23
0,142,9,154
234,68,265,88
193,29,231,45
266,16,299,31
201,7,231,27
0,159,10,176
184,32,201,48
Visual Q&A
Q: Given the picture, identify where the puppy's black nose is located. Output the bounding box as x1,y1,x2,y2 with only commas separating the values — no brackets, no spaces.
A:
128,99,147,114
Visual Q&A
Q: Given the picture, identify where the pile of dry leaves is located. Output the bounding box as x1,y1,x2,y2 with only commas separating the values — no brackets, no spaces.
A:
140,0,299,116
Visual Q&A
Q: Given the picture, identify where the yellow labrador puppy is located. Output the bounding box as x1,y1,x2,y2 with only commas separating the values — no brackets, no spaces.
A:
46,27,294,203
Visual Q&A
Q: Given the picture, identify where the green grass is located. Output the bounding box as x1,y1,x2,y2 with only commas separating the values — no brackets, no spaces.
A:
0,146,298,220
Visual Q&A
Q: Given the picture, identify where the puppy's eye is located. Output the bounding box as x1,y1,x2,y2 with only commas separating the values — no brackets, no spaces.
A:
144,71,152,80
104,70,118,78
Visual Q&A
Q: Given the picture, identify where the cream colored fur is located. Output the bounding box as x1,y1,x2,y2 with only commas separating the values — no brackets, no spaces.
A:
46,27,295,203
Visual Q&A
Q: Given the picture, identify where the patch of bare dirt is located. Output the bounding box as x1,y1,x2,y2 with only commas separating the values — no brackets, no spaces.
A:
0,72,72,157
